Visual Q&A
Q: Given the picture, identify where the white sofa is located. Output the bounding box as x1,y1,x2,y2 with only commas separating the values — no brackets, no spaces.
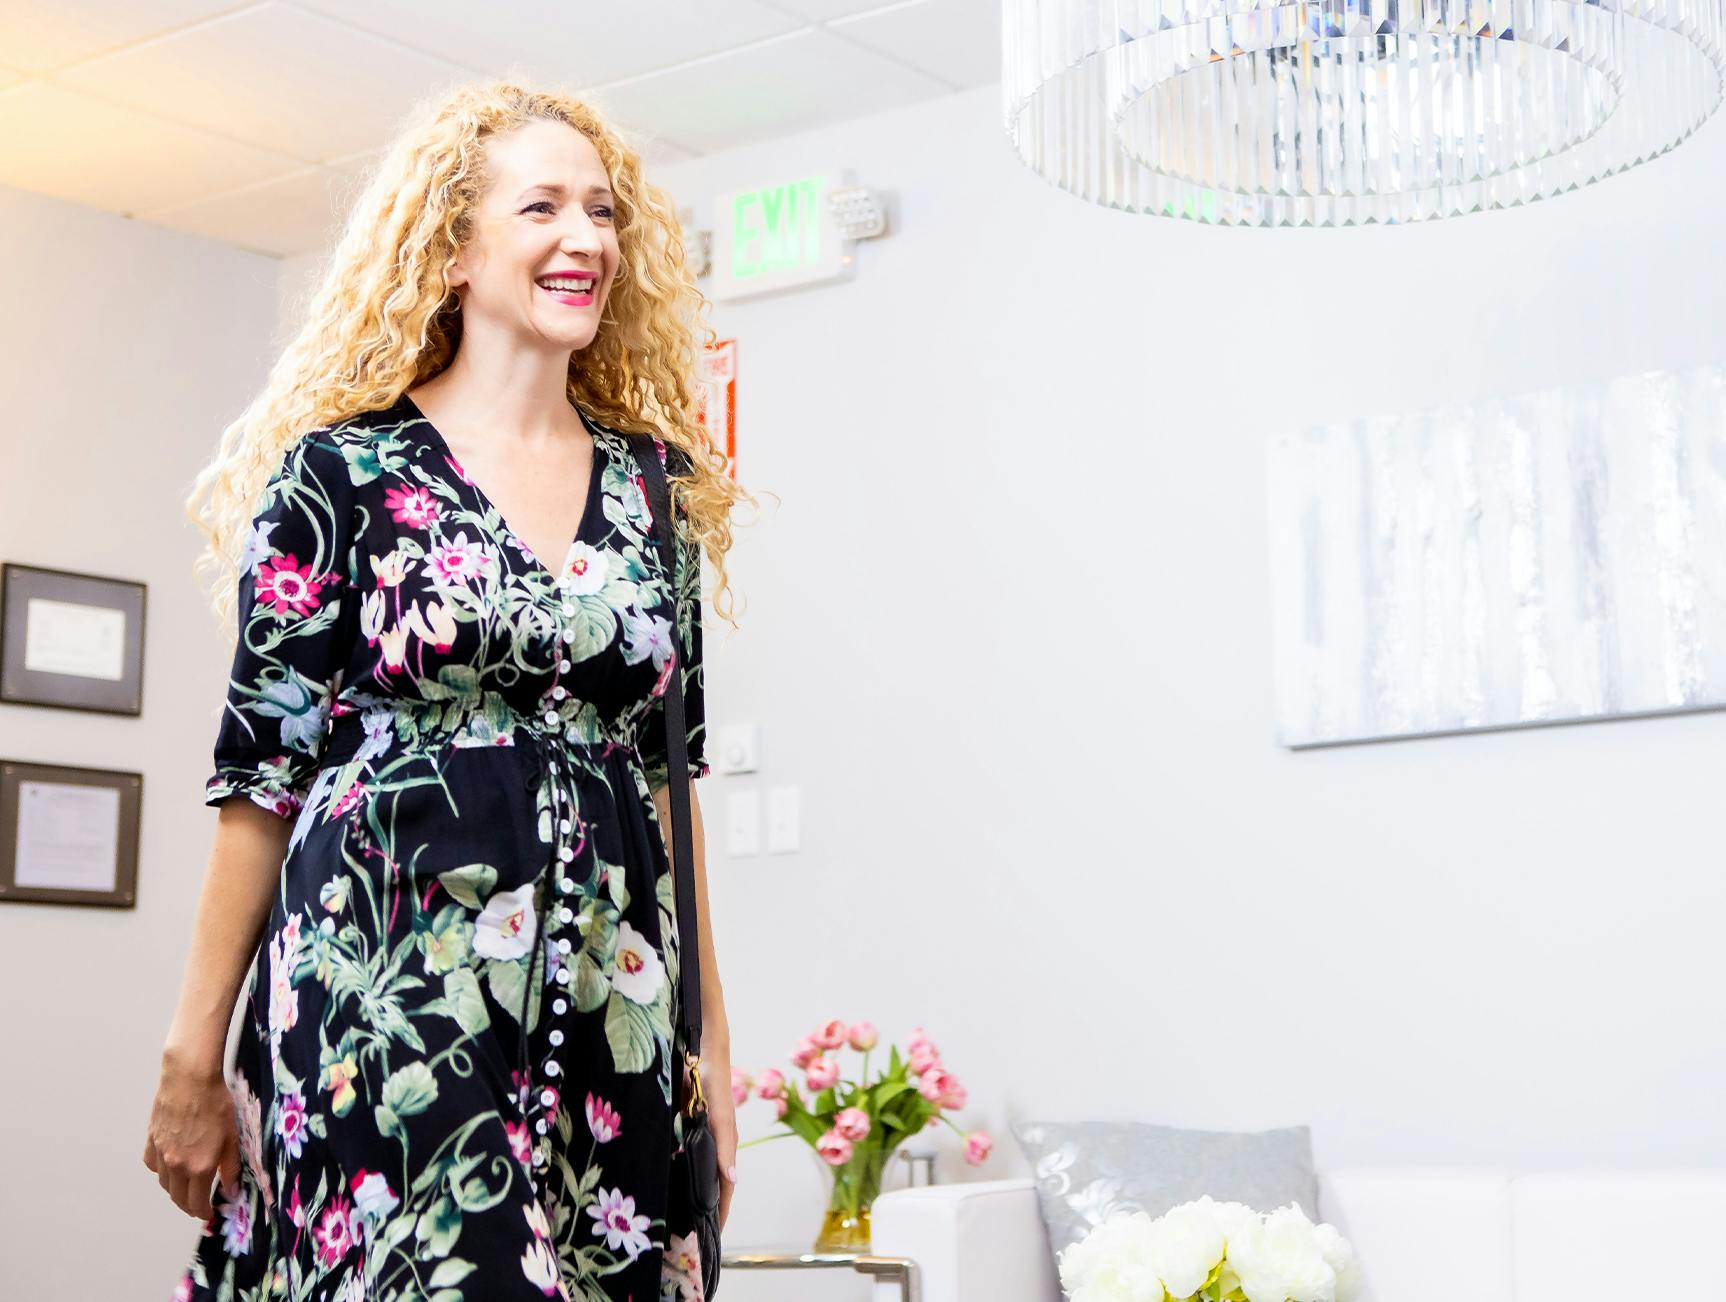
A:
870,1169,1726,1302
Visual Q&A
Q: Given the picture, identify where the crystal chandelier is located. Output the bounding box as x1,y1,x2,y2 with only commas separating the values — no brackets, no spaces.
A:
1003,0,1726,225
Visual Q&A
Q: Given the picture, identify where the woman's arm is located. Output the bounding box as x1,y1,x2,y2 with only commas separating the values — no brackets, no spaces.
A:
653,778,739,1224
143,799,290,1218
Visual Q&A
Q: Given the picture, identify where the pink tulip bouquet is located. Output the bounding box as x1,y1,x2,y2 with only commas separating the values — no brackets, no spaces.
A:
734,1020,993,1251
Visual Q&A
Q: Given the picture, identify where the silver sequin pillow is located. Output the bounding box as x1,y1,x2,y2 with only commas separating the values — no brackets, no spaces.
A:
1011,1120,1318,1261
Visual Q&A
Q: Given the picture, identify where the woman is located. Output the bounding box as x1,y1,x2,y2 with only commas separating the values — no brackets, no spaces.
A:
145,80,752,1302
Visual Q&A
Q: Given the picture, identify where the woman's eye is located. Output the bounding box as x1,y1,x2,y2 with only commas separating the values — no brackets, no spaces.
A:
592,207,614,220
524,201,554,214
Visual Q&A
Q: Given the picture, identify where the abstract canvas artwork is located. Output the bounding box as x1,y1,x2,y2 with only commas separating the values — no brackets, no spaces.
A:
1267,364,1726,748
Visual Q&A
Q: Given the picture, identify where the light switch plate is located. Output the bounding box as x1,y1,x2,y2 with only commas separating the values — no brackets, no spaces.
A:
726,790,760,857
766,785,800,854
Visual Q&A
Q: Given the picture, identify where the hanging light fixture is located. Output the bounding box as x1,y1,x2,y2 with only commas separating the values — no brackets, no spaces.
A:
1003,0,1726,225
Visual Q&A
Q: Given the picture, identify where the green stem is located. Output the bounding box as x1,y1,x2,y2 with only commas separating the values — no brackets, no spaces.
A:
736,1131,800,1149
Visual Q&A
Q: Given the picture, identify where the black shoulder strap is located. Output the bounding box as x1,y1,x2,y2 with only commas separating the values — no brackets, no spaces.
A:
628,435,704,1084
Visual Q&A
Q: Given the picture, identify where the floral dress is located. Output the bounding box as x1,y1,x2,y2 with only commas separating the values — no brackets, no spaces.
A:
176,392,711,1302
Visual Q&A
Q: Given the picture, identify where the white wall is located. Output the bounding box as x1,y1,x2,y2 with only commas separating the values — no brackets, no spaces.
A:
4,75,1723,1301
0,184,284,1296
638,83,1726,1265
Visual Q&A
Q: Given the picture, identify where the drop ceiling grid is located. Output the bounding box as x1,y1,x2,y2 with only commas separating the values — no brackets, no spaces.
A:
0,0,991,256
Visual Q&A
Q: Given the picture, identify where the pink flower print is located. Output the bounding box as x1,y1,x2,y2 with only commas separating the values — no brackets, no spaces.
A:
540,1084,561,1124
441,453,473,486
255,554,326,618
384,482,442,528
754,1068,785,1101
277,1086,307,1160
423,532,492,586
351,1168,399,1225
835,1107,871,1142
813,1019,848,1050
816,1128,853,1166
506,1120,533,1169
280,911,302,953
331,782,370,819
665,1231,705,1301
586,1092,621,1144
804,1057,839,1091
173,1272,193,1302
964,1131,994,1166
586,1186,653,1260
230,1074,273,1211
218,1188,252,1258
313,1191,357,1267
287,1174,306,1229
847,1021,879,1051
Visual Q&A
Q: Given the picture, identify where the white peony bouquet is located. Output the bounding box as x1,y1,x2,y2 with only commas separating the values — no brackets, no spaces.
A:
1057,1195,1365,1302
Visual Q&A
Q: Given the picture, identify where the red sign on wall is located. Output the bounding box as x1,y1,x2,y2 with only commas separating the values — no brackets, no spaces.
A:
695,338,737,477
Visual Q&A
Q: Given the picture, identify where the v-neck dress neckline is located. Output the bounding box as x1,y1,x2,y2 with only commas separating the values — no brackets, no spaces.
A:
397,390,608,588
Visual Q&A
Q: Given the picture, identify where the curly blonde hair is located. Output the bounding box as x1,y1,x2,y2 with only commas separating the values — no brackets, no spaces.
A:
186,78,754,631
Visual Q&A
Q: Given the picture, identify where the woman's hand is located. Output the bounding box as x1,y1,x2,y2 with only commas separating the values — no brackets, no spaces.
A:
143,1044,242,1220
705,1054,739,1230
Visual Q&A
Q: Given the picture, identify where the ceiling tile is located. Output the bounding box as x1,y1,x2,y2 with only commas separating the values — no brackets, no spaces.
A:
139,165,355,257
0,0,246,75
761,0,914,20
592,27,951,153
55,2,483,164
0,80,305,214
292,0,805,86
831,0,997,88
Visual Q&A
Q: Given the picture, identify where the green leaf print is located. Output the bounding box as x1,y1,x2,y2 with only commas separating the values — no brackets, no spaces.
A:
375,1103,402,1139
381,1060,439,1118
573,947,610,1013
564,593,617,663
416,1194,463,1257
603,985,662,1073
428,1259,477,1288
438,968,491,1035
437,863,497,909
486,955,530,1025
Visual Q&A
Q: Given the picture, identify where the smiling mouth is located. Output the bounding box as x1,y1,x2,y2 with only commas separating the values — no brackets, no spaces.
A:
535,276,597,303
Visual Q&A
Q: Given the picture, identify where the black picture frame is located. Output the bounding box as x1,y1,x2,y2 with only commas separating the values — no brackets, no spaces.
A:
0,759,143,908
0,562,146,714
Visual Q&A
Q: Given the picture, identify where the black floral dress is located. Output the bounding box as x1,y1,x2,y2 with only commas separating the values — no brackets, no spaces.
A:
175,392,711,1302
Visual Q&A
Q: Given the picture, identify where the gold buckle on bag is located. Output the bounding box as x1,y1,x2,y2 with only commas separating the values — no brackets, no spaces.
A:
683,1051,706,1117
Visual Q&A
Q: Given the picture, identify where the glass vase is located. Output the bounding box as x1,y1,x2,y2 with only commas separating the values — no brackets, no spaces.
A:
812,1140,897,1253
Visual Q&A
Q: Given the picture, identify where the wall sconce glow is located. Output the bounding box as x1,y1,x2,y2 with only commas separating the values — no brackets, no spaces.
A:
1003,0,1726,226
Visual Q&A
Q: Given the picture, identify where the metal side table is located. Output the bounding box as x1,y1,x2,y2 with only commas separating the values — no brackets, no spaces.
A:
720,1246,918,1302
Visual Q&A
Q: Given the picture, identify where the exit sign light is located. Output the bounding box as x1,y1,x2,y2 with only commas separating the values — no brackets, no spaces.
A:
710,169,857,302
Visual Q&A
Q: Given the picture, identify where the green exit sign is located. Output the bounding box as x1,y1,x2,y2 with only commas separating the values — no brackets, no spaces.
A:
711,170,855,301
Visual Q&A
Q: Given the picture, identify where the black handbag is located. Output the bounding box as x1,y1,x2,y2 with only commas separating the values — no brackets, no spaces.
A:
630,433,723,1300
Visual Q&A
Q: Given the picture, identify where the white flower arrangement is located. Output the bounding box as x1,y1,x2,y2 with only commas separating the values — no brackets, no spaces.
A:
1057,1195,1365,1302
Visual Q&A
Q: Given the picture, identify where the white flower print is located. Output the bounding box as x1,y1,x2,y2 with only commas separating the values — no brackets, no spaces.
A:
522,1236,561,1294
620,608,674,670
665,1232,704,1301
473,883,538,961
611,921,664,1004
560,541,609,594
587,1186,654,1261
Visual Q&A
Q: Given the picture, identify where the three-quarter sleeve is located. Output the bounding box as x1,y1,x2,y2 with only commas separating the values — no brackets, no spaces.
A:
638,447,710,795
205,433,357,821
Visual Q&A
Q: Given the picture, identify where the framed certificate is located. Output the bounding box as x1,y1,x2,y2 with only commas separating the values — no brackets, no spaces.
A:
0,760,142,908
0,562,146,714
